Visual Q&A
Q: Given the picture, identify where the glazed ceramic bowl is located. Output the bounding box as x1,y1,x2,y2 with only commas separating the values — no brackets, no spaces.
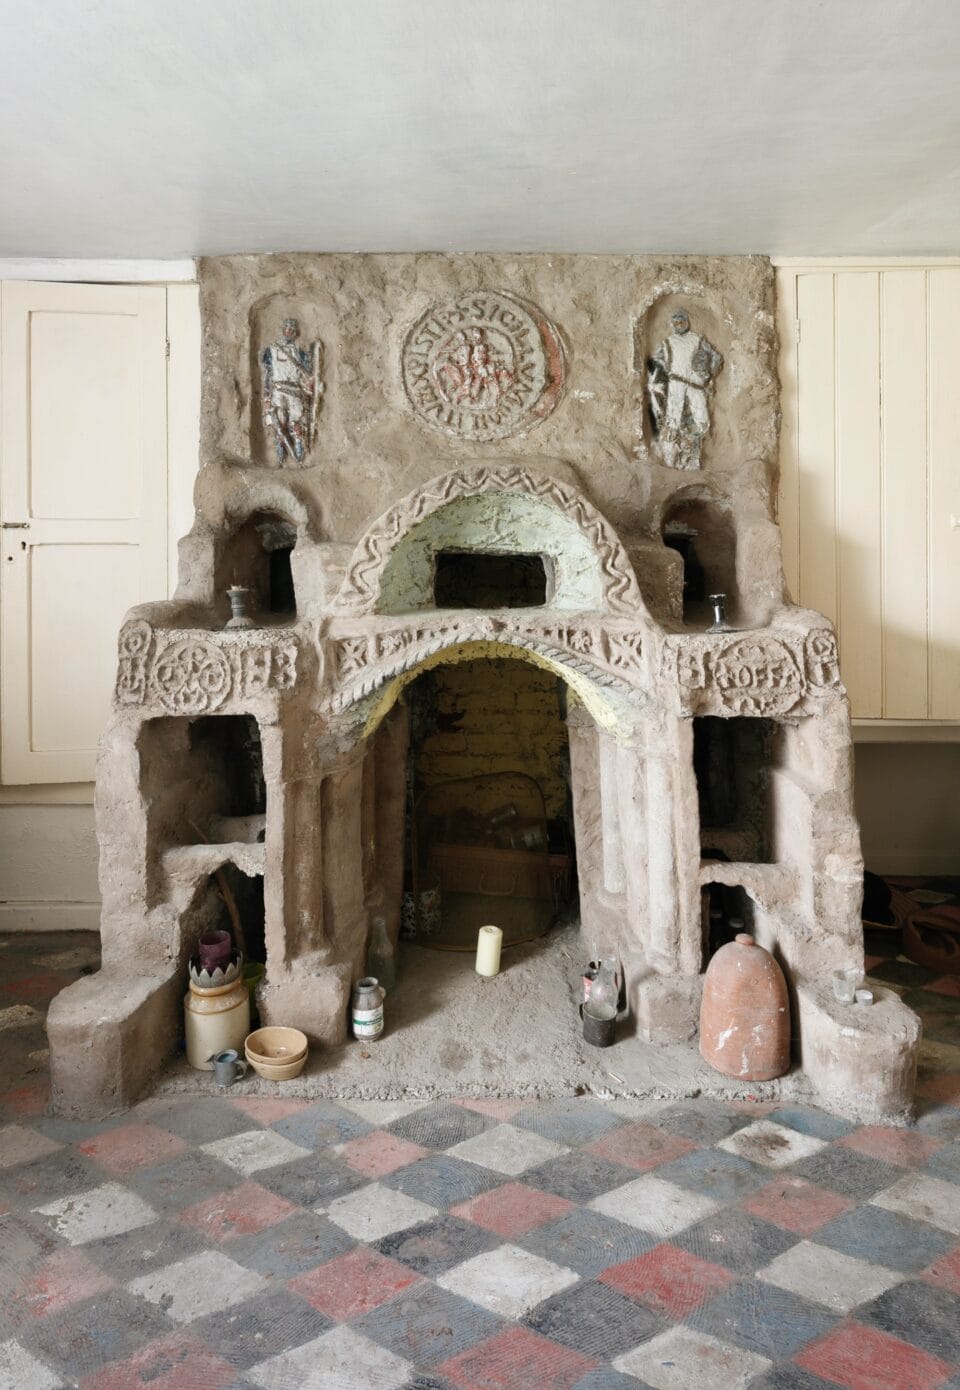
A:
244,1050,308,1081
244,1026,308,1066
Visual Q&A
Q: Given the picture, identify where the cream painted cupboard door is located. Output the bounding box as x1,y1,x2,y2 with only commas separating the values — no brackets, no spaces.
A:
778,263,960,722
1,281,168,782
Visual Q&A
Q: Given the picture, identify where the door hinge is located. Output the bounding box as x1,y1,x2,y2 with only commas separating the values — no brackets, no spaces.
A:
1,521,29,529
165,337,171,360
795,319,801,344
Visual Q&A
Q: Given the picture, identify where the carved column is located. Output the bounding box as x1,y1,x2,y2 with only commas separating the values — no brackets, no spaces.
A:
642,715,701,977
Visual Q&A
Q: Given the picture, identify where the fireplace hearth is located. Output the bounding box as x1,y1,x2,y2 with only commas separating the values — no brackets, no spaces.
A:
47,253,919,1120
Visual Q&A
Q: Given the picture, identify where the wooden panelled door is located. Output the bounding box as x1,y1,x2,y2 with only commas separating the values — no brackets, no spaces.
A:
0,281,168,782
778,264,960,722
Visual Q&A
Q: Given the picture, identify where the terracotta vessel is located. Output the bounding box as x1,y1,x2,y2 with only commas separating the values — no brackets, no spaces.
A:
700,933,790,1081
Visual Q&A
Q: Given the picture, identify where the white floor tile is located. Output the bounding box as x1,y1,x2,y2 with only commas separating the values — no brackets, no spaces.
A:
438,1243,578,1319
200,1128,312,1175
614,1324,771,1390
325,1181,437,1241
871,1172,960,1236
0,1339,62,1390
127,1248,268,1322
0,1124,61,1169
447,1123,567,1175
757,1239,904,1312
716,1120,826,1169
248,1324,411,1390
34,1182,158,1245
589,1173,720,1236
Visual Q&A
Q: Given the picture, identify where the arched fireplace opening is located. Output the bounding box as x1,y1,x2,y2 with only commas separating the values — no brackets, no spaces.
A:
399,653,577,953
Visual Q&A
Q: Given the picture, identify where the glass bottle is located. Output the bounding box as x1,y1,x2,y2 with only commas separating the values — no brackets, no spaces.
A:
366,916,396,992
584,957,619,1019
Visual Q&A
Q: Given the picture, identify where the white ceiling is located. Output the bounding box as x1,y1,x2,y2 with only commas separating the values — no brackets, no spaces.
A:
2,0,959,258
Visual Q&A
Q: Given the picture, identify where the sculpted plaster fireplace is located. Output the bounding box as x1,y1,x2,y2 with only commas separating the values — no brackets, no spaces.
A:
47,254,920,1120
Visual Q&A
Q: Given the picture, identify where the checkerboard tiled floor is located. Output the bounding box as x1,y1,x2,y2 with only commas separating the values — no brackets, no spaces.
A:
1,930,959,1388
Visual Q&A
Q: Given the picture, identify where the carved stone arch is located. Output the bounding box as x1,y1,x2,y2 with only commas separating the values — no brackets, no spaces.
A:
325,628,645,743
333,465,646,616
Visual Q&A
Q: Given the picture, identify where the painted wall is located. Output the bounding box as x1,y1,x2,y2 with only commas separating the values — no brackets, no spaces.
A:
0,802,99,930
855,743,960,876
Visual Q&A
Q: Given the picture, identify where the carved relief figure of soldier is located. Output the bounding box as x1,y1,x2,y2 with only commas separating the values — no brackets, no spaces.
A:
647,308,722,469
260,317,323,465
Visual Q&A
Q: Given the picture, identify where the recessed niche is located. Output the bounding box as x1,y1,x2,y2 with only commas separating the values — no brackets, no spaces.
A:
701,878,756,957
694,716,775,863
434,551,549,608
662,497,736,625
185,866,265,969
216,511,297,620
140,714,266,850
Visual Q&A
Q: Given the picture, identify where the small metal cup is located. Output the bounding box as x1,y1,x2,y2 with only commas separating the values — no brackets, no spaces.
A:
582,1004,617,1048
211,1049,248,1087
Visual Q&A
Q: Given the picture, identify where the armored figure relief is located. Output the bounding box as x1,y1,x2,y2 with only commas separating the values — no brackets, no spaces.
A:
260,318,323,465
647,309,722,469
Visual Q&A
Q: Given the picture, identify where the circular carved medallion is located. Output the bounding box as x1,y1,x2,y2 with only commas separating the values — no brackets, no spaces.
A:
401,291,565,441
152,640,232,715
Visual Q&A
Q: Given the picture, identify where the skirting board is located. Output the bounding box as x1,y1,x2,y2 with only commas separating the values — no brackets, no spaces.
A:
0,902,100,932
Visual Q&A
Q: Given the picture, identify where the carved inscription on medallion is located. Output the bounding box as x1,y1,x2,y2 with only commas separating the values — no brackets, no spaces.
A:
401,292,565,441
115,635,299,713
152,641,232,715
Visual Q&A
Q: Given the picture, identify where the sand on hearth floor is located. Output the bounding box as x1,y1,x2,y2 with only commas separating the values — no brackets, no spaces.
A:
154,920,818,1108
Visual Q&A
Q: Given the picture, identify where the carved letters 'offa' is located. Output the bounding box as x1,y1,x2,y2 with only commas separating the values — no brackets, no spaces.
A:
670,629,842,717
401,292,565,441
114,626,298,713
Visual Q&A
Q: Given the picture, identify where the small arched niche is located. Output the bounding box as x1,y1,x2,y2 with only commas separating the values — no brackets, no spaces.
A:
215,510,298,622
661,492,737,627
378,492,605,614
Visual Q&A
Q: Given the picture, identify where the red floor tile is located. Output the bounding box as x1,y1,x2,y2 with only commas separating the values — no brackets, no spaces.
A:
15,1248,114,1319
917,1074,960,1105
289,1246,421,1320
795,1321,954,1390
78,1121,188,1174
839,1125,943,1167
229,1095,313,1124
920,1243,960,1296
925,976,960,997
440,1325,596,1390
0,1082,50,1115
742,1175,856,1235
177,1179,298,1241
337,1129,430,1178
81,1332,236,1390
586,1121,695,1172
4,974,67,1001
450,1181,574,1238
600,1241,736,1318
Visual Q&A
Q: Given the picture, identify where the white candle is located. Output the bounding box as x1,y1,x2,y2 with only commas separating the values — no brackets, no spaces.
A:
475,925,503,977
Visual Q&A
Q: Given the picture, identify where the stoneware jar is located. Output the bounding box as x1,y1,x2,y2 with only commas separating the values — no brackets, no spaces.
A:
699,933,790,1081
184,974,251,1070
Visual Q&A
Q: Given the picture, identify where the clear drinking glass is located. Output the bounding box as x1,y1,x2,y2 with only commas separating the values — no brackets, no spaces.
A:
831,967,861,1004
